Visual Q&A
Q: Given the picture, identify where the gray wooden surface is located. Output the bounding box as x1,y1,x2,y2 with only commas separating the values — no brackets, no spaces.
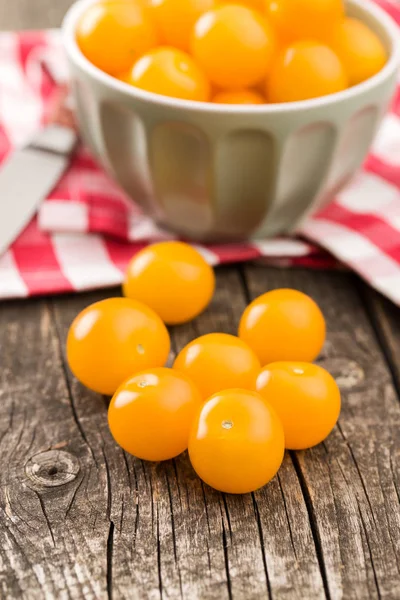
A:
0,0,75,29
1,1,400,599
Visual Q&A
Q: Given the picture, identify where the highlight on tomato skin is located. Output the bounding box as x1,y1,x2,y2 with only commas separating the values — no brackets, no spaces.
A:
125,47,211,102
256,361,341,450
76,0,159,75
123,241,215,325
66,297,171,396
188,388,285,494
267,41,348,103
191,4,276,89
238,288,326,366
173,332,261,399
108,367,203,461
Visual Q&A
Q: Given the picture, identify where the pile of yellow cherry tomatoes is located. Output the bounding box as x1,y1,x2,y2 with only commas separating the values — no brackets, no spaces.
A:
77,0,387,104
67,241,341,494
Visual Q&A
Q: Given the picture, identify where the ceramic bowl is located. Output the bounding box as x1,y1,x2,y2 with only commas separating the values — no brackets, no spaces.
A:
63,0,400,241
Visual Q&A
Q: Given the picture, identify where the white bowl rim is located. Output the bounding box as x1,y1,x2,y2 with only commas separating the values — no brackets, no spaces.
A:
62,0,400,114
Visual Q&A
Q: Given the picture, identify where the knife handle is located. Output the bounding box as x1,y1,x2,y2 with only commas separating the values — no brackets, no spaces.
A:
28,125,77,157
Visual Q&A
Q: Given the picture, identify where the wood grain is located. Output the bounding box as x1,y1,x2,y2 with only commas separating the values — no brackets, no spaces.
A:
362,288,400,391
244,266,400,599
0,298,110,598
1,267,400,598
168,269,325,600
49,270,325,599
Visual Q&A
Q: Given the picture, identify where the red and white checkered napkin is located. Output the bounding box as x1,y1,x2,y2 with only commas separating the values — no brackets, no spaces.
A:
1,0,400,303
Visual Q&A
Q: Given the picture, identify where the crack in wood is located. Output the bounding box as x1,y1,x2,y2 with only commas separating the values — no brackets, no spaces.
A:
101,446,112,521
119,496,124,534
165,470,184,598
50,302,97,464
200,481,212,536
34,491,55,548
156,506,163,600
357,499,381,599
277,470,298,561
122,451,132,489
291,453,332,600
336,422,378,528
221,520,233,600
148,465,156,537
221,495,233,543
172,459,183,511
106,520,115,600
355,283,400,406
24,428,37,458
251,493,272,598
65,475,85,519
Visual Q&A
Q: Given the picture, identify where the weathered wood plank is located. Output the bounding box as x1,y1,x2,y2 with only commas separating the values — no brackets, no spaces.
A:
1,265,400,599
0,0,74,30
0,298,111,599
243,265,400,599
362,288,400,392
360,288,400,583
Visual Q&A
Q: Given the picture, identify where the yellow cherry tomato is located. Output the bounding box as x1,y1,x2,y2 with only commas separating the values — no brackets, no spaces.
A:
149,0,214,51
67,298,170,395
238,289,326,365
127,46,210,101
328,17,387,86
77,1,158,75
191,5,276,88
189,389,285,493
117,71,130,84
267,41,348,103
108,368,202,461
173,333,261,399
256,362,341,449
212,89,265,104
217,0,265,12
265,0,344,43
123,241,215,325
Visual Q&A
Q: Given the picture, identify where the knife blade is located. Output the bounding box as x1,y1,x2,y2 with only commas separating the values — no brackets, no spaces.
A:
0,124,77,256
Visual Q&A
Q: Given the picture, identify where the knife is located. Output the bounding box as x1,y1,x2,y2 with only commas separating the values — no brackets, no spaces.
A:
0,123,77,256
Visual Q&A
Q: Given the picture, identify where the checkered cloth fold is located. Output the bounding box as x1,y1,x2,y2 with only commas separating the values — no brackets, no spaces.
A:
1,0,400,302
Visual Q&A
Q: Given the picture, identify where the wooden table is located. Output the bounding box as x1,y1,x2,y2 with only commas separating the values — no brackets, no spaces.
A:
2,2,400,598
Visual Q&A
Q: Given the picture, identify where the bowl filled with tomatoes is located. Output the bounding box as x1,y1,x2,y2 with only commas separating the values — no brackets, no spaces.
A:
62,0,400,241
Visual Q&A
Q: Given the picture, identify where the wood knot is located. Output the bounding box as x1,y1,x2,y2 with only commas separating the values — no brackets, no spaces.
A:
319,357,365,390
25,450,80,488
